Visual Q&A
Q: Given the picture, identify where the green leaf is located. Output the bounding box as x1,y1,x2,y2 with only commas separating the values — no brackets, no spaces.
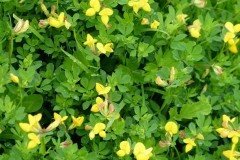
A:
22,94,43,113
179,97,212,120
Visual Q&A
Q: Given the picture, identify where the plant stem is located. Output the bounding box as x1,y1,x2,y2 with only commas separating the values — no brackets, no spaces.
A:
173,146,181,160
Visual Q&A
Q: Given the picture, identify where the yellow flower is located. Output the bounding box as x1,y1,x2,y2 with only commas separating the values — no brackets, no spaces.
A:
86,0,101,16
47,12,71,29
84,34,97,48
96,43,114,54
128,0,151,14
91,97,104,112
183,138,196,153
188,19,201,38
141,18,149,25
10,73,19,83
27,133,40,149
225,22,240,33
46,113,68,131
228,38,239,54
216,128,230,138
99,8,113,26
176,14,188,23
150,20,160,29
95,83,111,95
224,32,236,43
19,113,42,133
116,141,131,157
223,150,240,160
133,142,153,160
53,112,68,124
89,123,106,140
165,121,178,136
68,116,84,130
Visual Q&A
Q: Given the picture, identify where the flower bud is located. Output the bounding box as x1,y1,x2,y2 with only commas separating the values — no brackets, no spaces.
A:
212,65,223,75
155,76,168,86
40,2,49,16
141,18,149,25
89,131,95,140
200,84,208,94
109,103,115,114
10,73,19,83
169,67,175,84
201,69,209,79
38,19,49,28
14,19,24,33
85,125,92,130
60,141,72,148
193,0,207,8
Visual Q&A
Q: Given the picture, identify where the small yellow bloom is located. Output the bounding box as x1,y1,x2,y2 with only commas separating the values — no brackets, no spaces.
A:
54,112,68,124
68,116,84,130
93,123,106,134
183,138,196,153
224,32,235,43
97,43,114,54
128,0,151,14
104,43,114,53
84,34,97,48
27,133,40,149
176,14,188,23
223,150,240,159
89,123,106,140
99,8,113,26
165,121,178,136
150,20,160,29
116,141,131,157
86,0,101,16
225,22,240,33
141,18,149,25
216,128,229,138
89,131,95,140
19,113,42,133
46,119,61,132
228,39,239,54
10,73,19,83
188,19,201,38
91,97,104,112
95,83,111,95
47,12,71,29
133,142,153,160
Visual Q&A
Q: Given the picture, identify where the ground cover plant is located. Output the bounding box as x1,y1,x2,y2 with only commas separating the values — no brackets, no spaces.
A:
1,0,240,159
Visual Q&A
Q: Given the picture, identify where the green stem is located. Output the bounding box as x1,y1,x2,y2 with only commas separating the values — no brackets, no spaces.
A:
141,84,146,108
39,137,46,155
8,34,14,70
173,146,181,160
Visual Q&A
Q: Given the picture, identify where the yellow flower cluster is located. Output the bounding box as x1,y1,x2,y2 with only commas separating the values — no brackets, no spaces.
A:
216,115,240,160
188,19,202,38
84,34,114,54
128,0,151,14
38,3,71,29
116,141,153,160
223,22,240,53
19,113,84,149
85,0,113,26
141,18,160,29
